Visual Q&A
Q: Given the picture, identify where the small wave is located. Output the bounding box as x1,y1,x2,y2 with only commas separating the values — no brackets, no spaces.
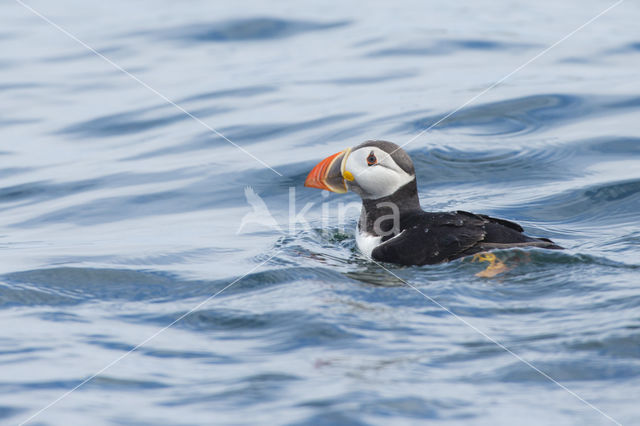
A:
487,358,640,382
514,178,640,226
216,113,361,145
0,262,351,307
58,106,227,138
141,18,349,43
602,41,640,56
177,85,276,103
401,94,577,136
366,38,536,57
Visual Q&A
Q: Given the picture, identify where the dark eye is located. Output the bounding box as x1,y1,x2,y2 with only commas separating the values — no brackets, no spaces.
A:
367,151,377,166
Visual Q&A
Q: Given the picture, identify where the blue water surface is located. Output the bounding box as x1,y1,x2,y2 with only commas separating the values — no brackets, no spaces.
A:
1,0,640,424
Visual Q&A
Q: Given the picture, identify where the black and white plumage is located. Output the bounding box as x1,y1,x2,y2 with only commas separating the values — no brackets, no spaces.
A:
305,140,561,266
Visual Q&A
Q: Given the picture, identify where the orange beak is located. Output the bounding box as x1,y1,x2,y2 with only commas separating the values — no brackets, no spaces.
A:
304,149,351,193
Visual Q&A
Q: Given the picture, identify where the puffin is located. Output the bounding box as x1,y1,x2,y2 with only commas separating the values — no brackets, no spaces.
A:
304,140,561,266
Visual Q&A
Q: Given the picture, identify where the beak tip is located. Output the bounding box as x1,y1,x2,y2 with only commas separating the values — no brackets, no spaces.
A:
303,176,322,190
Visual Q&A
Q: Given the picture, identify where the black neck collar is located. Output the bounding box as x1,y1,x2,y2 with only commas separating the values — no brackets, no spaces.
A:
359,179,422,236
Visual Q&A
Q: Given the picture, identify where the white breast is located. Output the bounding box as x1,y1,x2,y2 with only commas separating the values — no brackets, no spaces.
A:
355,229,382,258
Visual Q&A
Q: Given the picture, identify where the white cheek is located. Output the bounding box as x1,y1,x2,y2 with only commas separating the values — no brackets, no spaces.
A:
357,168,400,198
345,150,413,199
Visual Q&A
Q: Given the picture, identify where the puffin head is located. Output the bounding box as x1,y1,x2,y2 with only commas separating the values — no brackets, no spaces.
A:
304,140,415,200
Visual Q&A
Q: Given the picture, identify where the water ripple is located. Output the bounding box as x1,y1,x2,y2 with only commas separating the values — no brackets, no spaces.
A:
367,38,536,57
142,17,350,43
400,93,640,137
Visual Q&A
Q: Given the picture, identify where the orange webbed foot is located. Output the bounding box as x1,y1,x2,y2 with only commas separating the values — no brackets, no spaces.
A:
471,252,509,278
